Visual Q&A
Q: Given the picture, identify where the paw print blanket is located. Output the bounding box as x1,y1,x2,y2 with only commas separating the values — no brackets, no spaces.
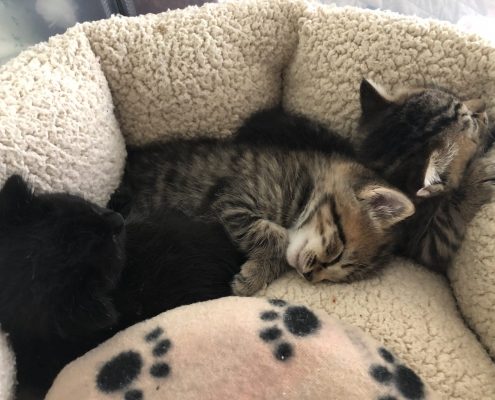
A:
46,297,438,400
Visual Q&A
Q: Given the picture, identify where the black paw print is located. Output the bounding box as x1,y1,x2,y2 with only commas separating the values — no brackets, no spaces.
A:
371,347,425,400
258,299,321,362
96,327,172,400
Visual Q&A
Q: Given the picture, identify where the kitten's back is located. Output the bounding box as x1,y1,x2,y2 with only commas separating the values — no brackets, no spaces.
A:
234,107,355,156
116,209,244,327
125,139,328,223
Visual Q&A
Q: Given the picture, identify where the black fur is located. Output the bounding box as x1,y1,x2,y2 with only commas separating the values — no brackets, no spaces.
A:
233,106,356,157
0,175,243,398
115,209,243,328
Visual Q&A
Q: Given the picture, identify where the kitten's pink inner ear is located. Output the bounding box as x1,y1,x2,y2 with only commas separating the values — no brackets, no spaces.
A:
358,186,415,229
360,78,394,118
464,98,486,114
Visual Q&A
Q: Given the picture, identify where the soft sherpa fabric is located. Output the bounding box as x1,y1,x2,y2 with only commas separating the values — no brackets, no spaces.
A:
450,198,495,358
259,259,495,400
0,331,14,400
0,1,494,399
46,297,439,400
78,0,305,145
0,28,125,206
449,147,495,358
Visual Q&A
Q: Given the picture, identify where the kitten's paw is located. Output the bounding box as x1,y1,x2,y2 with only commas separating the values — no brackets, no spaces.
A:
419,150,495,199
231,260,267,296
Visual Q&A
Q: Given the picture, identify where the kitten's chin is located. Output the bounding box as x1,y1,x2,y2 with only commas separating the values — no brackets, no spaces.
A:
285,232,308,271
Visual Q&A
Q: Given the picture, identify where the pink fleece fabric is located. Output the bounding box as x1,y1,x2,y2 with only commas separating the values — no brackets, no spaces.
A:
46,297,438,400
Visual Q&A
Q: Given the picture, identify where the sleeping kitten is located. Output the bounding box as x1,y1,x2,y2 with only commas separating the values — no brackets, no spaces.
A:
122,135,415,296
358,79,494,271
0,175,243,399
234,79,495,272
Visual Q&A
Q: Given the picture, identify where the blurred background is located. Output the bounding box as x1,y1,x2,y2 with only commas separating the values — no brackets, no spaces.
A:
1,0,494,65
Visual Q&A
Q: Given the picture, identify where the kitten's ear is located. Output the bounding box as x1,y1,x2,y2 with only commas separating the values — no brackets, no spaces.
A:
417,148,456,198
464,98,486,114
0,175,33,215
360,78,394,118
358,185,415,229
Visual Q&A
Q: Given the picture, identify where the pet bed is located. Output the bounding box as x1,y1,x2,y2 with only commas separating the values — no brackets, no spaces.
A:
0,0,494,399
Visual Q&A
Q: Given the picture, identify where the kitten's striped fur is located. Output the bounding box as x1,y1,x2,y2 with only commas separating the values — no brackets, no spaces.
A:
122,137,414,295
233,80,494,274
359,79,494,272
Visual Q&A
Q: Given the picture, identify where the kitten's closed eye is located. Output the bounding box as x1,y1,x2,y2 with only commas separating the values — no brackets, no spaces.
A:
320,248,344,268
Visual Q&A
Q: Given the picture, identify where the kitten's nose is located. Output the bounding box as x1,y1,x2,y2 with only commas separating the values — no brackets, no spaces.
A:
102,210,125,234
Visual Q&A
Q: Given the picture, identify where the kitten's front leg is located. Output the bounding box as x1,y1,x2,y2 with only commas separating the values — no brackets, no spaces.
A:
231,256,288,296
218,207,290,295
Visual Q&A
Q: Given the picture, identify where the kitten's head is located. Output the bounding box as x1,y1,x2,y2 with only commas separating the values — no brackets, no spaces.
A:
358,78,489,198
286,166,414,283
0,175,125,340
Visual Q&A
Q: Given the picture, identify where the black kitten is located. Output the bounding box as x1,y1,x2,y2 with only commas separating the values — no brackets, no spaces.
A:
0,175,243,399
116,210,243,328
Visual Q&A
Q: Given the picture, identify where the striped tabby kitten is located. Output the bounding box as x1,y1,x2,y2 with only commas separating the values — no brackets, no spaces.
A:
359,79,494,272
234,79,494,273
122,137,414,296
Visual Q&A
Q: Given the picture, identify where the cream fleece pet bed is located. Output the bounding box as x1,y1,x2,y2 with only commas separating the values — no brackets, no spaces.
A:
0,1,494,399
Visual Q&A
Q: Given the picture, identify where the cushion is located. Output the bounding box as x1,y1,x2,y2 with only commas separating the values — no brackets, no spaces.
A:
45,297,439,400
0,29,125,206
260,259,495,400
449,147,495,358
79,0,305,145
0,1,494,399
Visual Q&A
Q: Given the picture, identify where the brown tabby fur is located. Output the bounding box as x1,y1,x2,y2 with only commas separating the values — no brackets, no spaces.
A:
122,139,414,295
359,79,494,272
231,80,495,274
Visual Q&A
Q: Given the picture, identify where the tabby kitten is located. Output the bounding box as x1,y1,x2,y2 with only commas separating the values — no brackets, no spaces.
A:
358,79,493,272
234,79,494,273
122,137,414,296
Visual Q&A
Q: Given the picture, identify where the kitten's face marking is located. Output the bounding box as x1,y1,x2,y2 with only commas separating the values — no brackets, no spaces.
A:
286,174,414,283
359,79,489,198
286,196,345,280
